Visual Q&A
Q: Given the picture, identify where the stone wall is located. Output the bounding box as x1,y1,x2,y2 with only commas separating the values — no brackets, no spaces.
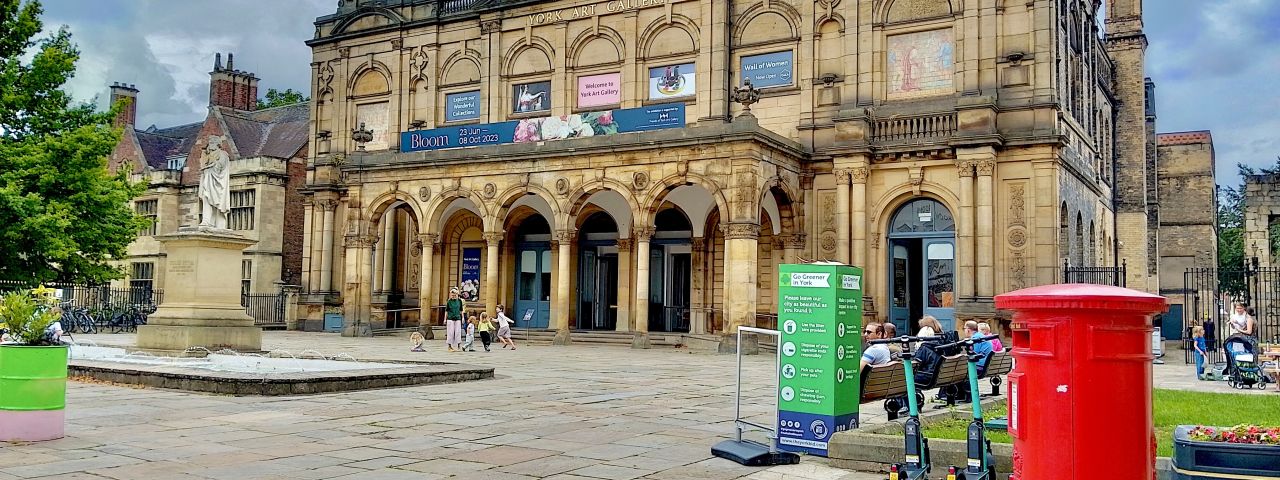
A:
1156,132,1216,297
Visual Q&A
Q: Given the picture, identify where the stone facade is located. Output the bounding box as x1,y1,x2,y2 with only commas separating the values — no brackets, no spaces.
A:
1156,131,1216,299
302,0,1149,343
109,54,309,297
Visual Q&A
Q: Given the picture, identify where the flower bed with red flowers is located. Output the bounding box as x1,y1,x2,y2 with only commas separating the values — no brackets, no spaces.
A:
1186,425,1280,445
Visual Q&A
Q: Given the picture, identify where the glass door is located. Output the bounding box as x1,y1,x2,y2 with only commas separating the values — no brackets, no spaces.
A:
889,242,911,333
922,239,955,326
515,248,551,328
596,255,618,330
579,249,597,329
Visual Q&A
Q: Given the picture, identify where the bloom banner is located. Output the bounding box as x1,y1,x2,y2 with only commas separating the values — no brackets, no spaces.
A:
400,103,685,153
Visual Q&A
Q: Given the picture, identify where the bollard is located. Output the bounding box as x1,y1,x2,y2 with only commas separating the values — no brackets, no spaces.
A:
995,284,1167,480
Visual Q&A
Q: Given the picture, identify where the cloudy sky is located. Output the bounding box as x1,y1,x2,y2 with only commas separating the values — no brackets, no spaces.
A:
41,0,1280,185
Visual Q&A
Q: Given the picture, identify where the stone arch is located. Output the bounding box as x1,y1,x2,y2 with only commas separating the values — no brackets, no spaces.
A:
815,18,844,78
1059,202,1070,262
1074,212,1084,266
493,183,562,232
504,41,555,77
501,204,551,233
367,190,424,229
331,8,405,35
640,173,730,229
881,0,954,24
423,187,490,234
870,182,961,234
567,178,641,220
760,176,799,235
569,27,625,68
439,51,482,86
815,12,846,32
349,65,391,96
734,3,802,45
639,16,699,59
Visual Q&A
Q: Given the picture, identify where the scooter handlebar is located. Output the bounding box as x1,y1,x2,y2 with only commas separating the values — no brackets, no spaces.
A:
867,334,942,346
935,334,1000,350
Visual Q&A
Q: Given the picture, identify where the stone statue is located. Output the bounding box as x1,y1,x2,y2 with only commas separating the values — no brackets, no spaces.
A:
199,136,231,229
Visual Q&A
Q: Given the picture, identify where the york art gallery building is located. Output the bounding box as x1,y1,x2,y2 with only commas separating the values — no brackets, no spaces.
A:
299,0,1152,348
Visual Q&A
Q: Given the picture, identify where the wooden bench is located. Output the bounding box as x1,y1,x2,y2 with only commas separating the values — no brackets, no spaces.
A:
860,361,908,420
983,350,1014,396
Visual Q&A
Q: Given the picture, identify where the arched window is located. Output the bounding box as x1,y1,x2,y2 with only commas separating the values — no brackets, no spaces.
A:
1074,212,1085,267
1059,203,1070,263
890,198,955,233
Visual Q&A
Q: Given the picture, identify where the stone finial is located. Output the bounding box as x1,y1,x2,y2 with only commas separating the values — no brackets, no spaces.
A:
732,78,761,118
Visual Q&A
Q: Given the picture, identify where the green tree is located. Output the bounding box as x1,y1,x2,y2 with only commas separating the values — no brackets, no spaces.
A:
257,88,309,109
0,0,146,284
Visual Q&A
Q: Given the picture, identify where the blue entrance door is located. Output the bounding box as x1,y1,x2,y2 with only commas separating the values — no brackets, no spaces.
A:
886,198,957,333
514,248,551,328
922,239,956,326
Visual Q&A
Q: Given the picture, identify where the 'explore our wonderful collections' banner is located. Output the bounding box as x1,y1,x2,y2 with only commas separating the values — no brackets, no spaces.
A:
400,103,685,153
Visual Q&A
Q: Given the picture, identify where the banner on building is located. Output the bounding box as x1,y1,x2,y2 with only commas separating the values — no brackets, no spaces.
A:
460,248,481,302
578,73,622,108
513,81,552,114
445,91,481,122
776,263,864,457
648,63,695,99
741,51,794,88
400,103,685,153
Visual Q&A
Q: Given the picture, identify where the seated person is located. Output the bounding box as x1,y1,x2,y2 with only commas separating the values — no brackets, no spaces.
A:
978,322,1004,352
861,322,892,372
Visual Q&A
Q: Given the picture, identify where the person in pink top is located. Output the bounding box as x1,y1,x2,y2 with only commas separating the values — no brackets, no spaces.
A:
978,322,1004,351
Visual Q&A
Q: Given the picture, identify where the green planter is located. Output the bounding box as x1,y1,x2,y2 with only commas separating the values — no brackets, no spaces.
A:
0,345,68,411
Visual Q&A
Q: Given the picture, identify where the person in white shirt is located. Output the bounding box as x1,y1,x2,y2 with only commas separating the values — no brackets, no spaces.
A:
494,304,517,350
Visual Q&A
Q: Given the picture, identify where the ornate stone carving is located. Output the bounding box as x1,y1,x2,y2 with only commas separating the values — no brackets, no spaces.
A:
976,159,995,176
198,135,231,229
819,231,837,253
317,61,336,96
555,177,570,196
554,230,576,243
1009,252,1027,290
633,227,656,240
418,186,431,202
689,238,704,250
833,169,853,185
337,47,350,58
480,20,501,35
1009,183,1026,227
483,183,497,199
850,166,869,184
482,232,504,245
318,199,339,212
787,233,807,249
723,223,761,240
869,235,880,249
956,160,976,177
390,38,403,50
886,0,952,23
409,47,430,83
418,233,439,245
632,171,650,191
615,238,633,251
1008,228,1027,248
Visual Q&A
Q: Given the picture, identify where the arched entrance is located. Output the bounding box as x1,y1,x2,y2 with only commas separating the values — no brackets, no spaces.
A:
511,213,552,328
372,202,420,329
578,212,619,330
886,198,956,333
651,207,693,332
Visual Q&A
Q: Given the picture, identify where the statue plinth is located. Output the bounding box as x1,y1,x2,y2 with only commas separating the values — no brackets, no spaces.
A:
136,226,262,356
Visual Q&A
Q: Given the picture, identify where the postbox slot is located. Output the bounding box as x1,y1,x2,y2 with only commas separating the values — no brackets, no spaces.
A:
1012,324,1057,358
1087,325,1151,361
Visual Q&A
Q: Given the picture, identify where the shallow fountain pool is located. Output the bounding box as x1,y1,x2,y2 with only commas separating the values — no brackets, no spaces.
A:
70,346,408,374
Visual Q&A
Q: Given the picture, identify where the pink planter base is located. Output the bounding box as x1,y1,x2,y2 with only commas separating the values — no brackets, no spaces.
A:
0,409,64,442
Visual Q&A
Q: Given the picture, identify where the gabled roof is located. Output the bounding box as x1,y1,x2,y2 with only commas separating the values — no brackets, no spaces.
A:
218,103,309,159
134,121,202,170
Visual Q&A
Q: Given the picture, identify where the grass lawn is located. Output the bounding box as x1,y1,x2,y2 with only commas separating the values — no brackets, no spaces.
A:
898,389,1280,457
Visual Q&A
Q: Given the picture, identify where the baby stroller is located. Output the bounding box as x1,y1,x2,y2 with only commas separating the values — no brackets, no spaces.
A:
1223,335,1269,390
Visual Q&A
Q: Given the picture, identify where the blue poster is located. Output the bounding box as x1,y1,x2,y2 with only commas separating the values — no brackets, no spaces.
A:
400,103,685,153
460,248,481,302
445,91,481,122
741,51,794,88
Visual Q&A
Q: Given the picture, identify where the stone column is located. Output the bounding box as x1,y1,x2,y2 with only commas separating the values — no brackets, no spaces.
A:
342,234,375,337
418,233,438,338
553,230,574,345
689,237,705,335
835,169,851,264
784,233,807,265
319,200,337,293
483,231,503,318
615,238,633,333
850,166,869,268
301,200,314,293
281,284,301,330
632,227,654,348
721,222,760,354
957,160,977,300
976,158,996,298
380,214,396,293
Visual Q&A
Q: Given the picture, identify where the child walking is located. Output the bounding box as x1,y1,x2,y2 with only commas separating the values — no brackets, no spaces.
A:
462,315,477,352
495,304,516,350
1193,326,1207,380
478,312,494,352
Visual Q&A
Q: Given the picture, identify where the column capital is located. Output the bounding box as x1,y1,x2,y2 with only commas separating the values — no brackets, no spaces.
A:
616,238,633,251
554,230,576,244
417,233,439,245
833,168,853,185
723,222,760,240
956,160,976,177
345,234,377,248
482,231,504,245
318,199,339,212
691,237,706,250
786,233,807,249
976,159,995,177
850,166,869,185
633,227,656,241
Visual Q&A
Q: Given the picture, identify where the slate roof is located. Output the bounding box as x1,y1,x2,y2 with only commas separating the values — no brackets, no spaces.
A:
135,122,202,170
1157,131,1213,146
219,103,309,159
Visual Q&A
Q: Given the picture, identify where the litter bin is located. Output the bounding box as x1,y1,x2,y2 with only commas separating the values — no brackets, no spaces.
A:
996,283,1167,480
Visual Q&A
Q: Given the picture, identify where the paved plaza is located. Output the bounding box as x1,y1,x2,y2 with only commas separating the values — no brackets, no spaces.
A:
1,332,881,480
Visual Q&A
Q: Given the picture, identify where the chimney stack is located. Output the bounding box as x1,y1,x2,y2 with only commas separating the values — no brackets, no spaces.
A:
109,82,140,127
209,52,260,111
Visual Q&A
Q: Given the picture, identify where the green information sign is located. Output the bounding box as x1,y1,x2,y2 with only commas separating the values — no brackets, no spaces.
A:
775,263,864,456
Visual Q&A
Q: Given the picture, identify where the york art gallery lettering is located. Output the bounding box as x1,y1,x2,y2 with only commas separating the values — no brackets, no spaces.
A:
527,0,666,26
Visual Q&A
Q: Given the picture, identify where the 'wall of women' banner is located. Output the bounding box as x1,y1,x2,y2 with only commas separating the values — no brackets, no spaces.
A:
400,103,685,153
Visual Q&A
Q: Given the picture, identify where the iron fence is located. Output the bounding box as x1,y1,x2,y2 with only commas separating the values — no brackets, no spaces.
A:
243,292,286,329
1063,259,1127,287
1183,266,1280,365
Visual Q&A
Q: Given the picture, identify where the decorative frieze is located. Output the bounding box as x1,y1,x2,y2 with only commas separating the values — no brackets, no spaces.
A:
724,222,760,240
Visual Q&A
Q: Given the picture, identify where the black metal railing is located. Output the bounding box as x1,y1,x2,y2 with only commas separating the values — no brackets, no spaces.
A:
1184,265,1280,365
0,281,164,334
1063,259,1127,287
243,292,286,329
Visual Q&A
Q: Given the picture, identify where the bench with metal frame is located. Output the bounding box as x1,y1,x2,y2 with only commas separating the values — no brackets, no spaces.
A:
938,350,1014,405
860,353,968,420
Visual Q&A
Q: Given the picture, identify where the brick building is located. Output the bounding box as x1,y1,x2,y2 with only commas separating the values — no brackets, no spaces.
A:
297,0,1197,346
108,54,309,299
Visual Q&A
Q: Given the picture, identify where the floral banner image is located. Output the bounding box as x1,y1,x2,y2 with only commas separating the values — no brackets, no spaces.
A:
401,103,684,153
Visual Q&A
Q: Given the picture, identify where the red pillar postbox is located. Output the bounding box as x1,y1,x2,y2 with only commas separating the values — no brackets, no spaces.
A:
995,283,1167,480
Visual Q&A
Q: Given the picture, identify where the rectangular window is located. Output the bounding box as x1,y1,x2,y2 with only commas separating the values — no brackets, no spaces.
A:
131,262,154,304
228,189,255,231
740,51,795,88
165,154,185,171
135,200,158,236
445,90,482,122
241,259,253,299
648,63,696,100
512,81,552,114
